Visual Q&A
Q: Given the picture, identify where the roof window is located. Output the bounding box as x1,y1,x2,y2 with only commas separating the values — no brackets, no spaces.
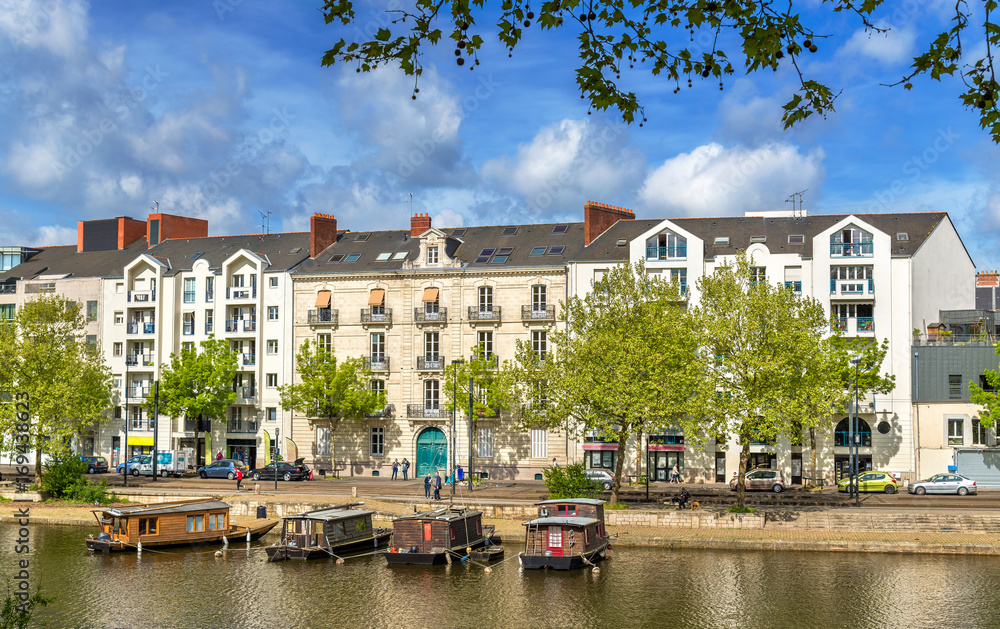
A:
328,254,345,263
616,239,627,247
530,247,547,256
547,246,565,255
289,248,302,254
392,252,408,260
714,237,729,246
190,252,204,261
750,235,766,244
897,233,909,241
552,225,568,234
451,229,467,238
475,248,495,264
344,254,361,263
354,233,371,241
788,235,805,244
375,253,392,261
502,227,518,236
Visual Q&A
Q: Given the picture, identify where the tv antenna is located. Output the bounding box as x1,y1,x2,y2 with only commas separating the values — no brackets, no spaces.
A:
151,200,159,212
259,209,272,236
785,190,807,218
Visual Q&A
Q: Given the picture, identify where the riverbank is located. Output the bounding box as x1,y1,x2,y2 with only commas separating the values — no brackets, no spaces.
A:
6,491,1000,556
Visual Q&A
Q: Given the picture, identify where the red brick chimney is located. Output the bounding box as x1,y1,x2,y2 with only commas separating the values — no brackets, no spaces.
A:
584,201,635,246
411,212,432,237
310,213,338,258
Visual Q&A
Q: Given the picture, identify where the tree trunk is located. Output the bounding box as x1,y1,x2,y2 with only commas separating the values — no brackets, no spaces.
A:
809,427,817,485
737,442,750,508
610,431,629,504
34,444,43,481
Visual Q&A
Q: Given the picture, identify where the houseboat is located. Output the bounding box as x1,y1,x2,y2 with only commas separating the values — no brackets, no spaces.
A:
384,507,497,565
519,498,610,570
85,498,277,553
265,504,392,561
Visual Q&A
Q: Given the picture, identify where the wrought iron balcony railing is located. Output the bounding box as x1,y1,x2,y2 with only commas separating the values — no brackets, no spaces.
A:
361,308,392,324
521,305,555,321
365,356,390,371
416,356,444,370
468,306,501,321
406,404,445,418
227,420,258,433
414,307,448,323
308,309,339,325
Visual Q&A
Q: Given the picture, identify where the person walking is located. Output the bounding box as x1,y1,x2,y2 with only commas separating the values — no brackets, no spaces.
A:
216,450,223,461
424,473,432,499
401,458,409,480
551,457,558,468
671,463,680,484
391,459,399,480
235,466,244,492
433,471,442,500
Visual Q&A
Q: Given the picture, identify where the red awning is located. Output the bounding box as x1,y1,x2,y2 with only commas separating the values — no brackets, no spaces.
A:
582,444,618,451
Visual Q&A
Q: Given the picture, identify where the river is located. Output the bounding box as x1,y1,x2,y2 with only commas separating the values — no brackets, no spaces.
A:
3,524,999,628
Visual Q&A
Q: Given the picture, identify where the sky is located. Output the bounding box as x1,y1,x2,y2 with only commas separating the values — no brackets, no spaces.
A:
0,0,998,268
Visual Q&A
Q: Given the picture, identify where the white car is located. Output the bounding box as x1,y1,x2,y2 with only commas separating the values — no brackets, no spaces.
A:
585,469,614,490
908,473,978,496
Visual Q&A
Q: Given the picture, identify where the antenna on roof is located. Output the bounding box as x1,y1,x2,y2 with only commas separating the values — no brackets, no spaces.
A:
258,210,272,236
151,200,159,212
785,190,807,218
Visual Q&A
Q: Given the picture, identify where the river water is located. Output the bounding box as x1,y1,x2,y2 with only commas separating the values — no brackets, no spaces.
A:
4,524,1000,629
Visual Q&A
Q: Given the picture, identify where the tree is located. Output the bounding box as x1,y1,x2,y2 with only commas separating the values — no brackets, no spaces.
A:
969,344,1000,429
693,253,843,506
0,294,112,478
321,1,1000,141
501,260,702,503
149,337,237,467
443,345,505,477
278,340,384,465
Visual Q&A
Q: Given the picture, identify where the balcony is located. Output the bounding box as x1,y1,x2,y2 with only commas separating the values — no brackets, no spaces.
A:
225,319,240,333
183,322,194,335
183,290,196,303
227,420,258,433
126,354,155,367
308,309,339,325
414,307,448,323
475,406,501,419
361,308,392,324
129,418,155,431
831,317,874,334
470,354,499,369
205,322,214,334
126,386,149,399
645,245,687,260
407,404,445,418
365,404,395,418
127,290,156,303
235,386,256,402
242,353,256,366
125,354,138,366
416,355,445,370
226,287,256,300
468,306,501,322
0,284,15,294
242,319,257,332
784,281,802,294
126,322,155,335
830,278,875,296
830,242,873,257
521,305,555,321
365,356,390,371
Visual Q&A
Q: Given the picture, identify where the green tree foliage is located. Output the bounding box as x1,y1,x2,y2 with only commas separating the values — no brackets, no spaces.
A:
970,344,1000,428
0,295,112,477
543,461,603,499
502,260,702,503
278,340,384,459
149,337,237,465
693,253,843,506
40,448,115,504
1,587,50,629
320,0,1000,140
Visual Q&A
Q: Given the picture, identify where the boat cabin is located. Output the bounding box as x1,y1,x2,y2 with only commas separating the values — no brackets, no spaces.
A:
281,507,376,549
392,508,484,554
523,499,608,564
92,498,231,547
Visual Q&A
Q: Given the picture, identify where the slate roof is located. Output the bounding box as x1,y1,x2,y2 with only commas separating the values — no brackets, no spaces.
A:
0,239,150,282
140,232,312,275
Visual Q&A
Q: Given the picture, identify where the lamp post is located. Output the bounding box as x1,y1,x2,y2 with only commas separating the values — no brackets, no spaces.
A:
850,358,861,506
123,356,129,487
451,359,464,502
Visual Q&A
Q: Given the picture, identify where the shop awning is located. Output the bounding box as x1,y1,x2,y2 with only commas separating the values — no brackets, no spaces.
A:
582,443,618,451
127,436,154,447
368,289,385,306
648,445,685,451
422,287,439,303
315,290,331,307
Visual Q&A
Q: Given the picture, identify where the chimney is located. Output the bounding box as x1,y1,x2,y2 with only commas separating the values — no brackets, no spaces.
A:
147,213,208,247
311,213,338,258
411,212,432,237
584,201,635,246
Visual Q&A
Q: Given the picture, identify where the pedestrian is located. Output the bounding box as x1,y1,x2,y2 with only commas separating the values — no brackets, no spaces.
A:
235,466,244,492
424,473,432,499
402,458,409,480
551,457,558,468
671,463,680,484
391,459,399,480
433,471,442,500
215,450,223,461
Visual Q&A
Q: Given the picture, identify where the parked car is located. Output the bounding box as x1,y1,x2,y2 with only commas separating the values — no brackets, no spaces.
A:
908,473,978,496
116,455,144,475
129,455,152,476
80,456,109,474
730,468,786,493
837,471,898,494
197,459,248,480
584,469,614,490
251,459,311,482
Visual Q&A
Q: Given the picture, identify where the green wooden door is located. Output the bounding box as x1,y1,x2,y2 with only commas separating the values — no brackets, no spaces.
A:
416,428,447,478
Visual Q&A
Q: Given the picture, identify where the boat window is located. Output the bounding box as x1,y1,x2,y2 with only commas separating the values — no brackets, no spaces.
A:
450,525,456,540
331,522,346,538
355,518,368,532
208,513,226,530
556,505,577,516
585,528,590,545
138,517,158,535
187,515,205,533
547,527,562,548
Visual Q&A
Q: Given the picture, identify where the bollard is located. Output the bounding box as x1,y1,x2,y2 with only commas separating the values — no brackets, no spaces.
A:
254,483,261,494
352,486,357,498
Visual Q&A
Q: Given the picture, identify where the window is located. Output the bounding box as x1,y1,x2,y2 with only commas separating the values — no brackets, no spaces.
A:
267,340,278,355
788,235,805,244
475,248,495,264
232,274,244,288
424,380,439,409
266,373,277,388
113,342,123,357
86,300,98,321
749,235,766,244
392,252,408,260
376,252,391,261
182,342,194,352
269,276,278,288
714,237,729,246
949,375,963,399
114,311,124,325
86,335,96,349
478,286,493,312
973,419,988,445
205,310,214,334
370,427,385,456
267,407,277,422
187,515,205,533
317,426,331,456
206,277,214,301
208,513,226,530
344,254,361,263
530,247,547,256
424,331,439,358
948,418,964,446
371,333,385,359
547,246,565,255
531,428,547,458
477,331,493,358
371,379,385,397
268,306,279,321
329,254,345,262
184,278,195,303
317,334,332,353
491,247,513,264
502,226,518,236
0,304,13,321
138,517,157,535
896,233,909,241
551,225,568,234
532,285,547,311
556,505,577,516
427,246,438,264
547,527,562,548
532,330,547,359
749,267,766,285
980,375,997,393
477,426,494,458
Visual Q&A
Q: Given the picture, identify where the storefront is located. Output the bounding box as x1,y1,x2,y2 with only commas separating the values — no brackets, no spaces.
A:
226,438,257,469
583,441,617,471
647,433,684,481
127,436,153,458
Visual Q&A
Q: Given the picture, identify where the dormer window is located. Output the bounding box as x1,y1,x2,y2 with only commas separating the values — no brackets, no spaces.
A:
427,246,439,264
831,226,873,257
646,232,686,260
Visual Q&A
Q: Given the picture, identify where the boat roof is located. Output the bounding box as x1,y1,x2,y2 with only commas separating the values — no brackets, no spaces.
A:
535,498,605,506
285,507,374,521
394,507,481,523
96,498,230,518
524,517,600,527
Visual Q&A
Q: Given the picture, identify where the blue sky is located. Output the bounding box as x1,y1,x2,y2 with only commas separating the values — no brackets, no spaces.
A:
0,0,998,268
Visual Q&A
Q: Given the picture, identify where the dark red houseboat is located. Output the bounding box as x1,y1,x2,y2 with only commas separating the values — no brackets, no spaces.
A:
519,498,609,570
384,507,495,565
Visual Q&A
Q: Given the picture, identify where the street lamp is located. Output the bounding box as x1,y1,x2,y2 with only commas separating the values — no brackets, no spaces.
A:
451,359,464,502
850,358,861,506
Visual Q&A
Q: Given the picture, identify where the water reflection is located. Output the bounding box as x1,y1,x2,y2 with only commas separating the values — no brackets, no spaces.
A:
4,525,1000,628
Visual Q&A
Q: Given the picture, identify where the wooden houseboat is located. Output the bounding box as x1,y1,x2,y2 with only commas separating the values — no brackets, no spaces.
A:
265,504,392,561
519,498,610,570
384,507,497,565
85,498,277,553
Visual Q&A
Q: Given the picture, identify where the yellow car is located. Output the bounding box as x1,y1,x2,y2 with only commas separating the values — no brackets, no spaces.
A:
837,471,898,494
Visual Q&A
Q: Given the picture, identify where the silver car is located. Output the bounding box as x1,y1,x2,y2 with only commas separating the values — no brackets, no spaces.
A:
585,469,614,490
908,473,978,496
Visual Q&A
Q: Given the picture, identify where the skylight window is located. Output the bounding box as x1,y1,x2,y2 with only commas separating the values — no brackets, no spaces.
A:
475,248,495,264
344,254,361,262
897,233,909,241
328,254,345,262
451,229,467,238
375,253,392,261
616,239,627,247
392,252,408,260
502,227,518,236
190,252,204,261
547,246,565,255
714,237,729,246
289,248,302,253
491,256,509,264
354,233,370,241
552,225,568,234
497,247,513,256
750,235,766,244
530,247,547,256
788,235,805,245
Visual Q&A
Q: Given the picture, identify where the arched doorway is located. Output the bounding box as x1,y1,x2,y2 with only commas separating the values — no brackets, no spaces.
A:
416,427,447,478
834,417,873,481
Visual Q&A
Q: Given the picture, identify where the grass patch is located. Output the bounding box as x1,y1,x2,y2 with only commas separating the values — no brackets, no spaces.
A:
605,502,629,510
727,505,758,514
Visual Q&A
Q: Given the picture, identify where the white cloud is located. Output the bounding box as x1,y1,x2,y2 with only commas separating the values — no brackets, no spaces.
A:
0,0,89,59
432,208,466,229
36,224,76,246
840,21,918,66
639,142,825,217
